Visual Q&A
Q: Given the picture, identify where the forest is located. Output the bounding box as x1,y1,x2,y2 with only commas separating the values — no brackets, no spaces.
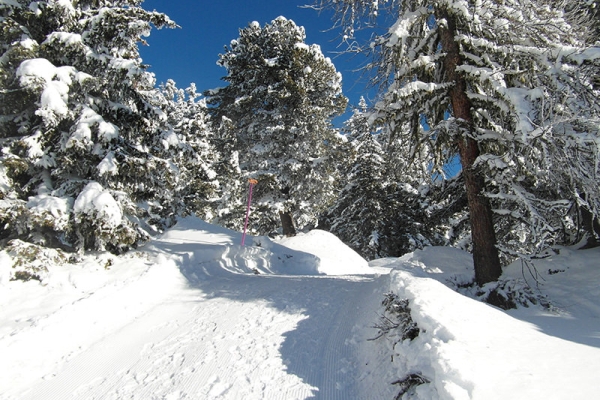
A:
1,0,599,286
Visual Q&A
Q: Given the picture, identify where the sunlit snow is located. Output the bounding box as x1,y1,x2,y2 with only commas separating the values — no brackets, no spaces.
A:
1,217,599,399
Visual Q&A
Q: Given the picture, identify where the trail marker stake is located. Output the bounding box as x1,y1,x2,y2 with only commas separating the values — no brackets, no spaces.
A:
241,179,258,246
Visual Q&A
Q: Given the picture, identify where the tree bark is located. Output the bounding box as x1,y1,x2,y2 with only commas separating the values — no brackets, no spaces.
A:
579,194,600,248
280,212,296,236
438,8,502,285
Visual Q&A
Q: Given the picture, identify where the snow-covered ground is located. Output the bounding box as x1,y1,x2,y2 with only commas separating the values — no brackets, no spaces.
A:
1,217,599,399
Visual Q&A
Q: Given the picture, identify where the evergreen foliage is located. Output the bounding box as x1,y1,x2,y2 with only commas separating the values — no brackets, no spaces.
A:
0,0,181,252
328,98,434,259
317,0,600,282
328,98,388,259
158,80,220,220
205,17,348,236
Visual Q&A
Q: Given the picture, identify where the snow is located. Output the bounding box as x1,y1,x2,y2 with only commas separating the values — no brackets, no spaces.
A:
44,32,83,47
68,106,104,149
374,247,600,399
1,217,600,399
277,229,371,275
26,194,71,228
73,182,122,227
0,164,10,194
16,58,75,117
98,120,119,142
97,151,119,176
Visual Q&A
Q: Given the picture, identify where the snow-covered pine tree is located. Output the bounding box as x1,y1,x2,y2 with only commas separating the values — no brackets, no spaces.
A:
158,80,220,220
328,97,435,259
328,97,388,259
205,17,348,236
316,0,600,284
0,0,179,253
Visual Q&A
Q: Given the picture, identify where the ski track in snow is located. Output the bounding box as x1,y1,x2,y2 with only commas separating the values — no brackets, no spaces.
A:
2,221,390,400
15,276,388,400
6,219,599,399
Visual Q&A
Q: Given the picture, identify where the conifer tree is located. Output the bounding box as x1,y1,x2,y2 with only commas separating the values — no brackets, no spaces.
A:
316,0,600,284
329,98,388,259
0,0,178,252
159,80,220,220
329,98,434,259
205,17,348,236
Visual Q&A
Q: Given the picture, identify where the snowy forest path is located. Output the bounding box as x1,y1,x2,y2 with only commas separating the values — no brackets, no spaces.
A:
10,224,391,400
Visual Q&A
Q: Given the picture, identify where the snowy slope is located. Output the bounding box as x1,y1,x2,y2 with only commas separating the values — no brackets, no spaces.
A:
1,217,600,399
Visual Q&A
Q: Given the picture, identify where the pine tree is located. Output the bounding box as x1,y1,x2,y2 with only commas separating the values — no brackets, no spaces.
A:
0,0,178,252
329,98,435,259
316,0,600,284
329,98,388,259
205,17,348,236
158,80,220,220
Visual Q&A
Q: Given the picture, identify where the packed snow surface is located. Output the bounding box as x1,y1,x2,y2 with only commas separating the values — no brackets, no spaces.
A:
1,217,599,399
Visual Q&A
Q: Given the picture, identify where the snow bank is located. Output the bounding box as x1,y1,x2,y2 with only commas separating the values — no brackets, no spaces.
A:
149,218,375,279
382,246,475,280
380,246,600,399
277,229,372,275
0,250,186,396
147,217,322,278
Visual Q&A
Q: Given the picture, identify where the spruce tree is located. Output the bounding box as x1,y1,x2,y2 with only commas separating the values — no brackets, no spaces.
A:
329,98,388,259
0,0,178,252
205,17,348,236
329,98,435,259
159,80,220,220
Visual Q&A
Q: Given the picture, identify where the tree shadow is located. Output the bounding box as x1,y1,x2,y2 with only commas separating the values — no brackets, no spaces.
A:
185,270,385,399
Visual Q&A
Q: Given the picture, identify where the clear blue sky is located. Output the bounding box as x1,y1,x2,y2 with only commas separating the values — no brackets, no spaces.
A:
139,0,376,113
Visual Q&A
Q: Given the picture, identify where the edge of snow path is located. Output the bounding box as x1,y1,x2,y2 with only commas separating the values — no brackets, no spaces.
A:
388,270,600,400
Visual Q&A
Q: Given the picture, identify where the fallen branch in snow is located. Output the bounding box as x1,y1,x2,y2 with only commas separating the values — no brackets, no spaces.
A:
391,373,430,399
369,293,420,343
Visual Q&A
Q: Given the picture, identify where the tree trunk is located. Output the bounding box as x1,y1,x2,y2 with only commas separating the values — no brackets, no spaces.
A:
580,206,599,248
280,212,296,236
438,8,502,285
579,193,600,248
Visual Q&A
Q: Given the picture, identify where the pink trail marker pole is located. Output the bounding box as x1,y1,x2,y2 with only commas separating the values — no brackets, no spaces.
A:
241,179,258,246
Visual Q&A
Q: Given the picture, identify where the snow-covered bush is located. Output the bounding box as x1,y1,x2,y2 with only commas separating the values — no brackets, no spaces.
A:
72,182,138,253
446,272,551,310
373,293,420,342
372,293,428,399
4,239,68,282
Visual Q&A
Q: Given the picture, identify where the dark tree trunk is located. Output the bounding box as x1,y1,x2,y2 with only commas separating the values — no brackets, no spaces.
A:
438,8,502,285
579,192,600,248
280,212,296,236
580,205,599,248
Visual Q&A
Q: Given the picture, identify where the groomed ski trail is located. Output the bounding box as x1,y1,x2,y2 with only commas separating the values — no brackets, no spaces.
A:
8,220,391,400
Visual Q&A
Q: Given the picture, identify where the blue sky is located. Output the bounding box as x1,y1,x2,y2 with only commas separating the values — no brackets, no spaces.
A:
139,0,376,112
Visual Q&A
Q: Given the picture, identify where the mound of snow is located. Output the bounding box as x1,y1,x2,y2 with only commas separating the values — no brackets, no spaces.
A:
387,268,600,399
378,246,475,284
277,230,372,275
370,246,600,400
146,217,323,277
